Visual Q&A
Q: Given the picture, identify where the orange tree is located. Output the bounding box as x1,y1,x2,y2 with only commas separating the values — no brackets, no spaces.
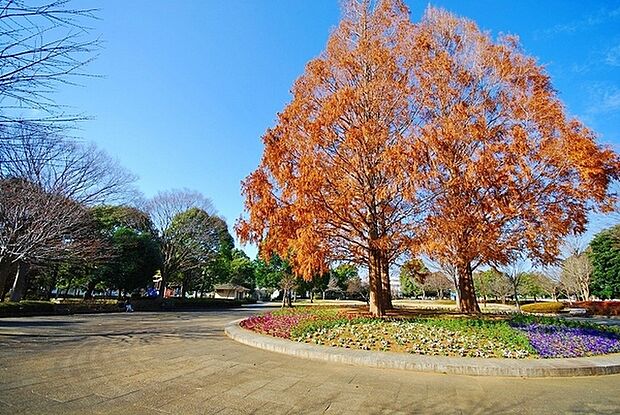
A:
236,0,426,317
413,8,619,313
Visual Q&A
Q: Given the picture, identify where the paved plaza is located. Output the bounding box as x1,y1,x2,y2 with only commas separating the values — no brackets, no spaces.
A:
0,306,619,414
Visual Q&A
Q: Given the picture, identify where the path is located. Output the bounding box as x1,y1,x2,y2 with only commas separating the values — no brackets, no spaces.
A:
0,306,619,414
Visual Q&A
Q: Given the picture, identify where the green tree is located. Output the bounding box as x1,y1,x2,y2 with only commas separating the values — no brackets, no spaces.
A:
254,253,300,306
197,217,235,294
331,264,358,291
83,206,160,298
228,249,255,289
519,272,547,301
104,227,161,294
399,272,420,298
166,208,231,297
399,259,428,298
589,226,620,299
473,269,511,303
254,254,290,291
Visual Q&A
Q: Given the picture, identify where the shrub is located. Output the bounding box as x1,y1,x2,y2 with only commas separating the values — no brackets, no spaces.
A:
169,298,242,309
574,301,620,316
0,300,55,317
521,302,565,314
62,301,121,314
131,297,243,311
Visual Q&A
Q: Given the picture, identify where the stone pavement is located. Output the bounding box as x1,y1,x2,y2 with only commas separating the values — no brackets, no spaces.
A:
0,307,619,414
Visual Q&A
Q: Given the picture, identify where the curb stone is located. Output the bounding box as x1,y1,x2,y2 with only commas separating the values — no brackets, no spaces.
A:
224,319,620,377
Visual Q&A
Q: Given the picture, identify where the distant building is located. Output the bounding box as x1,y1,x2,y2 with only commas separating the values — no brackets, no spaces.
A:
213,283,250,300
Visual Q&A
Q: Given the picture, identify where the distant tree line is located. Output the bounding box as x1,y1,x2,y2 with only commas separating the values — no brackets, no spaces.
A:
399,226,620,306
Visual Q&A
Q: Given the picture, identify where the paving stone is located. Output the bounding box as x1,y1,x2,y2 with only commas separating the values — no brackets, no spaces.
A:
0,307,619,415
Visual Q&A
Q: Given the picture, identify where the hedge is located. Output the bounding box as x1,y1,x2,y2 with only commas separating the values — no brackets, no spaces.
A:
574,301,620,316
0,300,56,317
0,297,247,317
521,302,565,314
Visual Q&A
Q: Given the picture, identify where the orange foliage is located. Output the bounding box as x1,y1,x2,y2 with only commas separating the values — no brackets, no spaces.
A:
237,2,620,315
236,0,424,316
414,8,619,312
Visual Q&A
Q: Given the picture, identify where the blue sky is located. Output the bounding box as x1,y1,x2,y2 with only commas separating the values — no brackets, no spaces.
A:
58,1,620,259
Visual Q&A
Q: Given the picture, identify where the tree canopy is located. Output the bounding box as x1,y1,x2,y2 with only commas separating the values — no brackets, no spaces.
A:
589,226,620,299
238,0,620,315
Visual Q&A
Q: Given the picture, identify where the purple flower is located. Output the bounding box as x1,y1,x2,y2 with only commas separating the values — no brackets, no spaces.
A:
512,323,620,358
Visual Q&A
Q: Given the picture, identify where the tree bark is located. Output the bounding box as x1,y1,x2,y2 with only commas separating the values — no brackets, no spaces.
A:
457,262,480,314
158,268,168,298
368,249,384,317
380,251,393,310
0,260,10,302
451,273,460,305
512,283,521,312
84,279,96,299
10,261,30,302
181,277,187,299
45,266,58,301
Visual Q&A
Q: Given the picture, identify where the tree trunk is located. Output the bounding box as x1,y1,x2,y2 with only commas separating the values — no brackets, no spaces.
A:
0,260,10,302
84,279,96,299
513,283,521,312
380,252,393,310
181,278,187,299
45,266,58,301
451,275,460,305
158,269,168,298
457,262,480,314
10,261,30,302
368,249,384,317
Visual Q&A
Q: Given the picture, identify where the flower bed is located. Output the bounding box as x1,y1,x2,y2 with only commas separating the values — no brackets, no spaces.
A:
240,307,620,359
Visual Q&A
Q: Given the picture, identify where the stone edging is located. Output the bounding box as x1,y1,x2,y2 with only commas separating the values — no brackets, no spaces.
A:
225,319,620,377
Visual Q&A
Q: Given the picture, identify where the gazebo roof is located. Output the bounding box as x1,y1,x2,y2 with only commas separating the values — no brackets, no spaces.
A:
214,283,250,292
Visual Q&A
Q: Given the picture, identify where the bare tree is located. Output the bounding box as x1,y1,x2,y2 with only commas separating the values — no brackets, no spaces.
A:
279,272,297,308
422,272,452,299
496,261,527,311
0,178,103,300
540,266,562,301
0,0,99,130
0,128,134,301
426,259,459,303
144,189,215,298
561,252,592,302
346,276,369,304
1,123,135,204
558,237,593,302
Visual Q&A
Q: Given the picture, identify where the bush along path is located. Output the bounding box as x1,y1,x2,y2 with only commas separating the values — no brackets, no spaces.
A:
240,307,620,359
0,298,251,317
